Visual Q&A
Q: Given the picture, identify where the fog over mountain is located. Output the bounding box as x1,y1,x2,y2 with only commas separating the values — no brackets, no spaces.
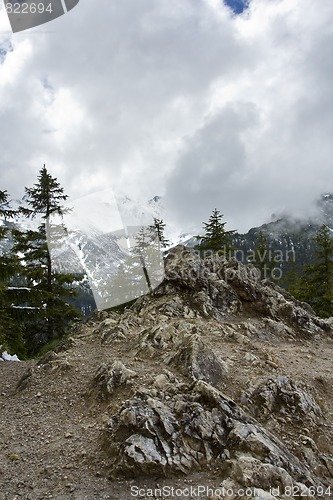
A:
1,0,333,233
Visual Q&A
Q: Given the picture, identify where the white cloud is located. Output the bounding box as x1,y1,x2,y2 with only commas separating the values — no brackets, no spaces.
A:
0,0,332,233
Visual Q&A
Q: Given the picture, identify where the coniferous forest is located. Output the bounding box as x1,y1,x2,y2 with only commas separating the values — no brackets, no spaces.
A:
1,168,332,359
0,166,82,358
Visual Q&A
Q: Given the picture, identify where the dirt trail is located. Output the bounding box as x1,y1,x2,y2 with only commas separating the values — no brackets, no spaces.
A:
1,310,333,499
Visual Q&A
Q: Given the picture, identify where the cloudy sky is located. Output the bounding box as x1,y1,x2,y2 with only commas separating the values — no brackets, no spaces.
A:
0,0,332,234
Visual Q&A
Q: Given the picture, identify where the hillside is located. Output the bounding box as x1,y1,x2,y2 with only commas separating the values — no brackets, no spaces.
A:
0,247,333,499
232,193,333,280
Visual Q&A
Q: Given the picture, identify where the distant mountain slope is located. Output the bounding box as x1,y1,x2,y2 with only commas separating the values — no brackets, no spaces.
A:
2,192,332,312
0,193,167,315
232,193,333,282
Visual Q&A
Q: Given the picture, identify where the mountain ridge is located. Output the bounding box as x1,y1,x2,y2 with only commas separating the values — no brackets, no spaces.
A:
231,192,333,281
1,192,332,316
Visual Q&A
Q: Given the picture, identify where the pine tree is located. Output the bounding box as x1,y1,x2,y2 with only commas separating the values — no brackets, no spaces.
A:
0,190,27,357
149,218,170,248
131,226,156,295
282,261,302,295
11,166,80,354
0,190,14,348
250,231,278,280
100,225,165,309
293,224,333,318
196,209,235,257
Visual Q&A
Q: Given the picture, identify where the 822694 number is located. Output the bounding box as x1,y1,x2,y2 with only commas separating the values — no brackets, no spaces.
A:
5,3,53,14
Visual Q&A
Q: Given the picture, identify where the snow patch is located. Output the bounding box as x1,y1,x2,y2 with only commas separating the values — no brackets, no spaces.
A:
0,346,20,362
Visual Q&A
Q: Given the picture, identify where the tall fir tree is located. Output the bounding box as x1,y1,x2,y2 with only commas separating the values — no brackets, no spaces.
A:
282,260,302,295
249,231,279,280
131,226,156,295
292,224,333,318
0,190,27,357
0,190,14,347
11,166,80,354
99,228,152,309
196,208,235,257
102,224,165,309
149,218,170,249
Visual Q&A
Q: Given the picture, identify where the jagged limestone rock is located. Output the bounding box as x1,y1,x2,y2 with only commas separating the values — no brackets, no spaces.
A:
36,351,72,372
164,332,228,389
37,350,59,366
160,247,333,339
102,379,323,487
138,322,179,351
92,360,137,399
162,247,241,317
89,249,332,487
223,455,294,490
244,376,323,424
135,318,228,389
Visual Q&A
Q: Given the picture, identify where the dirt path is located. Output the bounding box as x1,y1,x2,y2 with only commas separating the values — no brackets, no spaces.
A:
1,313,333,499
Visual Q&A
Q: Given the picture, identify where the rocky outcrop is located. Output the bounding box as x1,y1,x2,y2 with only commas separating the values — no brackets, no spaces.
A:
244,377,324,425
164,333,228,388
2,247,332,498
102,379,321,489
92,360,138,399
97,248,333,490
160,246,332,338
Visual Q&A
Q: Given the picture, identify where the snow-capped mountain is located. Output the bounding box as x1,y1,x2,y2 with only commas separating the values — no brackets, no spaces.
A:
1,191,167,311
46,190,166,309
2,191,332,311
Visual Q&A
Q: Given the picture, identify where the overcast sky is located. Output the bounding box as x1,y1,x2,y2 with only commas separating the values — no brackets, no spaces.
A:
0,0,332,234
